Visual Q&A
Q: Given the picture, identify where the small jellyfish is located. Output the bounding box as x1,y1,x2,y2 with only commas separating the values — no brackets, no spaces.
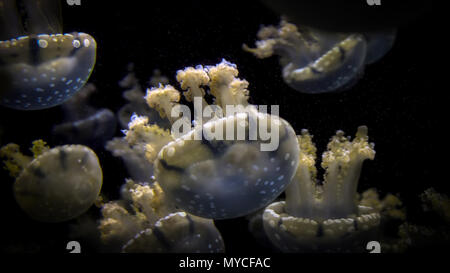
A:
98,179,224,253
117,63,170,129
52,83,116,147
244,20,396,93
122,212,225,253
0,0,97,110
106,115,173,182
262,126,380,252
420,188,450,224
0,140,103,222
139,59,299,219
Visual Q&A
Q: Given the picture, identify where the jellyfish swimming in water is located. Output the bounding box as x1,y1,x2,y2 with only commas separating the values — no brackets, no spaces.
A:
244,20,396,94
52,83,117,147
116,63,170,130
263,126,380,252
0,0,97,110
118,59,299,219
0,139,103,222
98,179,225,253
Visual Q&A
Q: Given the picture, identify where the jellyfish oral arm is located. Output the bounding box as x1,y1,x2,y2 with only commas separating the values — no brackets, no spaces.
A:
285,126,375,220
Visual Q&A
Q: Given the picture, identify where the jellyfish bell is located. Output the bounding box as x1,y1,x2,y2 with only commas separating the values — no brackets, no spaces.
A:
0,0,97,110
280,31,367,94
122,212,225,253
52,84,117,147
0,141,103,222
363,29,397,65
154,109,300,219
244,21,368,94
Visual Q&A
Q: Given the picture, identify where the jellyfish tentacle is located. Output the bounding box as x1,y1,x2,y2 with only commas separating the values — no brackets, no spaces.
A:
21,0,63,35
0,0,25,40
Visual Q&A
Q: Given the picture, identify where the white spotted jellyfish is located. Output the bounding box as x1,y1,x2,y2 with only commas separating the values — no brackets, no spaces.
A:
99,179,225,253
243,20,395,93
0,0,96,110
123,59,299,219
0,140,103,222
263,126,380,252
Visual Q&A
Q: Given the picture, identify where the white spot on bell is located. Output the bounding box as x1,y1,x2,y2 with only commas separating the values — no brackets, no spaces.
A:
38,39,48,48
73,40,81,48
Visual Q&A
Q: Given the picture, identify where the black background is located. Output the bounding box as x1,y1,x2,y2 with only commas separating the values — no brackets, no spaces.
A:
0,0,440,254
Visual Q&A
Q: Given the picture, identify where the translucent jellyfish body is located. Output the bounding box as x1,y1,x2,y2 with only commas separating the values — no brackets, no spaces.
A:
106,116,172,182
244,20,396,93
154,114,298,219
0,0,96,110
263,126,380,252
117,63,170,129
99,179,224,253
0,140,103,222
122,212,225,253
52,83,116,147
138,60,299,219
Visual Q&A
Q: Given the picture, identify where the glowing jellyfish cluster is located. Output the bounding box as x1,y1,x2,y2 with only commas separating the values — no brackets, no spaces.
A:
0,140,103,222
0,0,96,110
262,126,380,252
244,20,396,93
119,59,299,219
99,179,224,253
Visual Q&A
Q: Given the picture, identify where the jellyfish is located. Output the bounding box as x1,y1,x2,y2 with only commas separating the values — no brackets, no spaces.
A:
52,83,117,147
262,126,380,252
105,115,173,182
117,63,170,129
98,179,225,253
420,188,450,224
378,188,450,253
130,59,299,219
0,0,97,110
0,140,103,222
244,20,396,93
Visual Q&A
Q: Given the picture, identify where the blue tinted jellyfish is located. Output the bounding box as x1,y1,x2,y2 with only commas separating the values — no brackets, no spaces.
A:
364,29,397,65
244,20,396,93
263,126,380,252
99,179,225,253
0,0,96,110
139,60,299,219
0,140,103,222
52,83,116,147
